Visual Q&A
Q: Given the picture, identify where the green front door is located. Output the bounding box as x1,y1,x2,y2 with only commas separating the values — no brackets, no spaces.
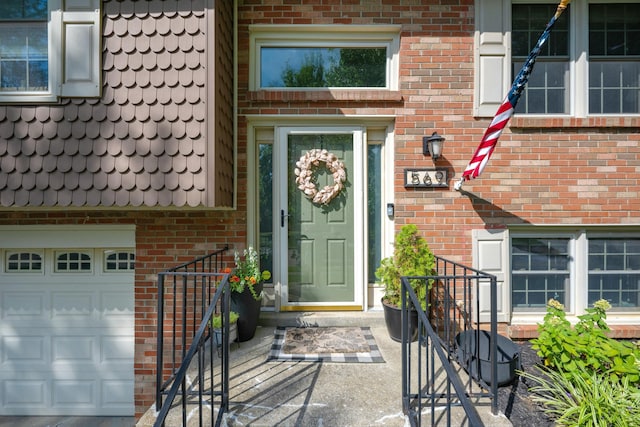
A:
281,131,359,309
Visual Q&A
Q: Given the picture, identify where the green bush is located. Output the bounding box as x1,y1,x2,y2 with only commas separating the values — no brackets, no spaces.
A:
532,299,640,385
523,299,640,426
375,224,435,309
519,365,640,427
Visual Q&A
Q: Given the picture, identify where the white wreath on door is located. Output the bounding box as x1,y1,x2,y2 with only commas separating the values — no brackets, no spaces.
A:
294,149,347,205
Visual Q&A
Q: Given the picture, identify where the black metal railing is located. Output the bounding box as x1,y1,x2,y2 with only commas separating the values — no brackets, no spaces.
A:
401,256,498,426
154,246,230,427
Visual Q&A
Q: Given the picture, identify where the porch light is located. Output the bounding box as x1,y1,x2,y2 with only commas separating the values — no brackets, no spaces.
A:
423,132,445,161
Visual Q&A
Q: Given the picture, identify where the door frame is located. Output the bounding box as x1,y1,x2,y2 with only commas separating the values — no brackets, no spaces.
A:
275,125,364,311
245,117,396,312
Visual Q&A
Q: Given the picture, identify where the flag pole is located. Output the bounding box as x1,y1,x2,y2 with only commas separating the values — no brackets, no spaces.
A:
454,0,571,191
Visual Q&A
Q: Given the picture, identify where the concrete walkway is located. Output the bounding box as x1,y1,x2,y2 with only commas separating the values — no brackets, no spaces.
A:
0,416,135,427
138,311,512,427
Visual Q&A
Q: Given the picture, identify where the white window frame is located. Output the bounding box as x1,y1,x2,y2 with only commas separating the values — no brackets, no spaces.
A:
0,0,101,103
475,0,640,118
248,25,401,91
509,229,640,325
510,231,578,316
4,250,45,274
103,250,136,273
53,250,93,273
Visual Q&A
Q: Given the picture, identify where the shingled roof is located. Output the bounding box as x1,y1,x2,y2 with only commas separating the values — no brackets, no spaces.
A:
0,0,234,208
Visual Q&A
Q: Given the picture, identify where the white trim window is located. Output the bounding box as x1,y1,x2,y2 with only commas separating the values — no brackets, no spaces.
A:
475,0,640,117
511,232,640,317
511,3,570,114
511,236,571,311
248,25,401,91
474,228,640,324
0,0,101,103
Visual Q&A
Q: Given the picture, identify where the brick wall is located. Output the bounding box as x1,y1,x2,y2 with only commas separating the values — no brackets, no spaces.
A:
237,0,640,336
237,0,640,264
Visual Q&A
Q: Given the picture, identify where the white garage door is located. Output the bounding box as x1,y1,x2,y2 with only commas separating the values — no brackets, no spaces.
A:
0,226,135,416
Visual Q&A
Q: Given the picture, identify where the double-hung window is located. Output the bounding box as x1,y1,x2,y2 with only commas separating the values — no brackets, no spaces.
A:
511,232,640,318
474,229,640,323
511,3,570,114
588,238,640,310
587,3,640,114
0,0,49,94
0,0,101,103
512,237,571,310
475,1,640,117
249,25,400,91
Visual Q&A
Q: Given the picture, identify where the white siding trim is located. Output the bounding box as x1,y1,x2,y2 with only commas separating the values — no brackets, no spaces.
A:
0,225,135,248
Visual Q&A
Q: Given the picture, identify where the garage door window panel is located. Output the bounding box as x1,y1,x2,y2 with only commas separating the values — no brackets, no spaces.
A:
104,250,135,272
6,251,43,272
55,251,92,272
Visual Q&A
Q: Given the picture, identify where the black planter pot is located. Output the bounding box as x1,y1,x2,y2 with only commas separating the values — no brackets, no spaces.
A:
455,329,521,386
382,298,419,342
231,283,263,342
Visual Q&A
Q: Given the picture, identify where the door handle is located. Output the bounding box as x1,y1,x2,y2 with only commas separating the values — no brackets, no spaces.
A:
280,210,290,227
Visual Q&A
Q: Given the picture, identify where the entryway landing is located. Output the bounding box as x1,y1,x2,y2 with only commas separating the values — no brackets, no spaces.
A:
0,416,135,427
137,311,512,427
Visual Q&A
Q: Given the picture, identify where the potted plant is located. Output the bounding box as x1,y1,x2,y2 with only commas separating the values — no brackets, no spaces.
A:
229,247,271,342
375,224,435,342
211,310,239,346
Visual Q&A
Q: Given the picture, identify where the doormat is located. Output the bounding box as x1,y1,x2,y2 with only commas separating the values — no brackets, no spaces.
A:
266,326,385,363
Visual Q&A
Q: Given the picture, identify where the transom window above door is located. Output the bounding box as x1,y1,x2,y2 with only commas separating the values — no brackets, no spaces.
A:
249,25,400,91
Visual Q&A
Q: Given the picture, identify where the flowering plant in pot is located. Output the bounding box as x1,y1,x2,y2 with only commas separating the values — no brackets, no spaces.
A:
229,247,271,342
375,224,435,341
229,247,271,300
211,311,239,347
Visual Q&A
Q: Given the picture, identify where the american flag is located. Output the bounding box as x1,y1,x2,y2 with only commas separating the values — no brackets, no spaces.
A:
454,0,571,191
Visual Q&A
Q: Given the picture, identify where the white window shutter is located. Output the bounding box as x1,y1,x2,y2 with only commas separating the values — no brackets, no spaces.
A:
472,228,510,323
474,0,510,117
60,2,101,97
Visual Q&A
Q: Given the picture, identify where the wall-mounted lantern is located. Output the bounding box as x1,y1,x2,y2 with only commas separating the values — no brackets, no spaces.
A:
423,131,445,161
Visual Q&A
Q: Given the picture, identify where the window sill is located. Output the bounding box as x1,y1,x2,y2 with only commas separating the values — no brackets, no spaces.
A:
509,322,640,339
247,90,403,103
511,115,640,129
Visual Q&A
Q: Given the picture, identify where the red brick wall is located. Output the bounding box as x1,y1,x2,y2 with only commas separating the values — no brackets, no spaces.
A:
237,0,640,267
133,211,244,416
237,0,640,339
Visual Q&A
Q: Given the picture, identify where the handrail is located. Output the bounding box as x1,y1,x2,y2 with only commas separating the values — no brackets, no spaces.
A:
401,277,484,426
154,246,230,427
153,274,231,427
166,245,229,272
400,255,498,426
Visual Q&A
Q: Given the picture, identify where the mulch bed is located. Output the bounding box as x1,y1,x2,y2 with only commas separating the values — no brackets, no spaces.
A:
496,340,555,426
